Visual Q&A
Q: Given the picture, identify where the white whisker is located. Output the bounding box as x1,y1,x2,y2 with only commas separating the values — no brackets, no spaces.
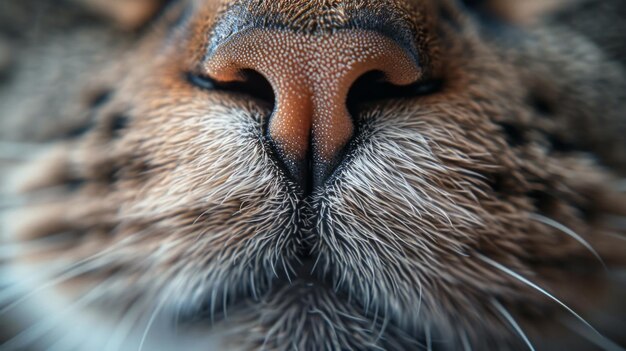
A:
0,286,102,351
0,230,152,309
606,215,626,231
561,317,626,351
104,301,147,351
529,214,606,269
604,232,626,243
425,324,433,351
478,255,602,338
45,331,79,351
460,330,472,351
0,250,113,315
492,299,535,351
138,291,171,351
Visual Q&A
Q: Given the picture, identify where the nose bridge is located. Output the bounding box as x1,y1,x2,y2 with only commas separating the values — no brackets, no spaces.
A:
204,28,421,186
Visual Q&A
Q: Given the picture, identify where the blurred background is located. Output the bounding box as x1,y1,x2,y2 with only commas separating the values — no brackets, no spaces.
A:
0,0,168,343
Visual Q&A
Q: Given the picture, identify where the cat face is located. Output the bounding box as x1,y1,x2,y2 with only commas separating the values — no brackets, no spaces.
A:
2,0,626,350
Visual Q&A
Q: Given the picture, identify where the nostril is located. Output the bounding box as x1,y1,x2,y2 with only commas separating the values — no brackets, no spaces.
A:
221,69,275,106
187,69,275,107
347,70,443,118
187,72,216,90
347,70,387,124
203,28,425,190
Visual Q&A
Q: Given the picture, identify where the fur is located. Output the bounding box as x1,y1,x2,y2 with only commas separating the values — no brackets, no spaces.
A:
1,0,625,350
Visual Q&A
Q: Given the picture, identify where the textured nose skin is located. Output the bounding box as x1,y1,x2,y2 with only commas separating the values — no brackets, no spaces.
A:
205,29,421,188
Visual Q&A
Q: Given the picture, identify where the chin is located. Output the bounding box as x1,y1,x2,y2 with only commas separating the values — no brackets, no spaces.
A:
1,0,626,350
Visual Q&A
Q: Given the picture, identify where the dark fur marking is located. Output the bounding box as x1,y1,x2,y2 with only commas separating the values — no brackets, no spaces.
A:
528,93,556,117
546,133,581,153
89,89,113,109
528,189,559,215
64,90,112,139
107,114,130,138
66,178,86,192
496,122,526,147
65,122,94,139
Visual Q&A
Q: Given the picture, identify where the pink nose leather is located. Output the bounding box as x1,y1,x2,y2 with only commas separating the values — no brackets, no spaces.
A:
204,29,421,187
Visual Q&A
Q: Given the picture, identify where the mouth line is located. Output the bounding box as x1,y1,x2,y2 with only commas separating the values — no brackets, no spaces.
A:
181,264,428,350
181,196,341,324
178,258,340,326
276,255,333,288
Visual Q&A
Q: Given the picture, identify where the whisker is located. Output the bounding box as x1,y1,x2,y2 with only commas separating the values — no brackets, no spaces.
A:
491,299,535,351
561,317,626,351
138,291,171,351
425,324,433,351
0,230,153,308
460,330,472,351
0,262,80,305
45,331,80,351
374,307,389,345
604,232,626,243
104,301,148,351
478,255,602,338
0,247,119,315
529,214,606,269
0,286,102,351
0,263,94,314
606,215,626,231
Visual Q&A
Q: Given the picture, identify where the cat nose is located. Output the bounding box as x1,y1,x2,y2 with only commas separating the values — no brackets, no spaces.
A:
204,29,421,189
